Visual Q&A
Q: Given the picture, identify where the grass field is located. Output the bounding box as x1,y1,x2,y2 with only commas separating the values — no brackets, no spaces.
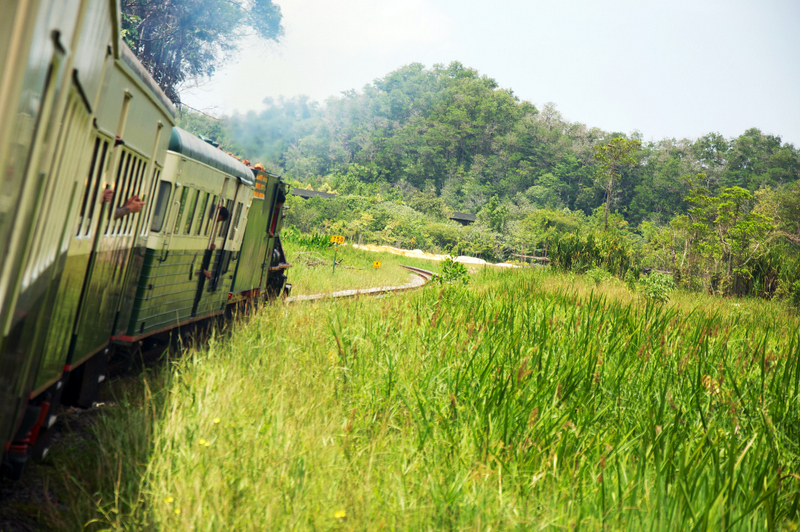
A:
283,242,443,296
40,264,800,530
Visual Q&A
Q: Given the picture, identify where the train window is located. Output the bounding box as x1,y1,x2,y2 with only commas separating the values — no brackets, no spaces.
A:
218,199,234,238
128,159,146,235
184,189,200,234
149,181,172,233
232,202,244,238
123,157,144,235
107,151,131,235
81,139,109,236
204,195,217,236
141,168,162,237
77,138,101,234
174,187,190,233
195,192,209,235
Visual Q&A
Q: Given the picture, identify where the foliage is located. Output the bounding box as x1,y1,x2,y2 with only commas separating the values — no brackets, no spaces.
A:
432,256,469,286
548,226,636,277
639,271,675,304
281,227,332,249
624,269,638,291
176,108,243,156
585,267,611,286
121,0,283,102
593,137,641,231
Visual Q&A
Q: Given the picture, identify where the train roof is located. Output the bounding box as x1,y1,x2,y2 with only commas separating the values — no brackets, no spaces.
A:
169,127,255,187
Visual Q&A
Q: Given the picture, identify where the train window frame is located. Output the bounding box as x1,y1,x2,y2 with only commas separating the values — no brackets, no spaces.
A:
141,167,162,237
80,138,110,237
218,198,234,238
149,180,173,233
184,189,200,235
173,187,190,234
107,150,131,235
77,138,101,235
231,201,244,240
128,158,147,235
195,192,209,236
204,195,217,236
122,157,145,236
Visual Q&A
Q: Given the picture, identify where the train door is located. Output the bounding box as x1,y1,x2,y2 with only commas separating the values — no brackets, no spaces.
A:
190,178,230,317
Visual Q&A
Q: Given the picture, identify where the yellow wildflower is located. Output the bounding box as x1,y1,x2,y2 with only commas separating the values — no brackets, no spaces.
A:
213,417,221,424
164,496,174,504
334,509,346,519
199,438,207,446
174,508,181,515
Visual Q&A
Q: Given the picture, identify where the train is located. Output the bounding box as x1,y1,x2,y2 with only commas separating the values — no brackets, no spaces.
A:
0,0,291,479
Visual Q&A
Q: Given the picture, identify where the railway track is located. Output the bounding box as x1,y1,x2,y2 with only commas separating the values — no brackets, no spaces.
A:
284,265,436,304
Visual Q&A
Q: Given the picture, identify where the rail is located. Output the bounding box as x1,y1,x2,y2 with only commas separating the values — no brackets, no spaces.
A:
284,265,436,304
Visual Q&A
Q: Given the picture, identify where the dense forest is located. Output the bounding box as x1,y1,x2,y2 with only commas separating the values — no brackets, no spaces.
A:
177,61,800,303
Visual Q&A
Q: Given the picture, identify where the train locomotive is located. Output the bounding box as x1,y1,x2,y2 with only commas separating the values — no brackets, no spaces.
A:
0,0,290,479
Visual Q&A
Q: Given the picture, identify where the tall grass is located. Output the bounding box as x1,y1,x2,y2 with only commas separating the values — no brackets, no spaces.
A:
45,268,800,530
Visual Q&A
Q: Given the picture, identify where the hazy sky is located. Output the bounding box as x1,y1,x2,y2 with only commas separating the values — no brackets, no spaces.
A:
181,0,800,146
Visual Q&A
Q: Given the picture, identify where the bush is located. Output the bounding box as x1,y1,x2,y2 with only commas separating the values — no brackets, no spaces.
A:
433,256,469,286
624,270,638,291
281,227,332,249
586,268,611,286
639,272,675,304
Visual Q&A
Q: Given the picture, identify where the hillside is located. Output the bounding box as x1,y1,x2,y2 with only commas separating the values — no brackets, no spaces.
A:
177,62,800,302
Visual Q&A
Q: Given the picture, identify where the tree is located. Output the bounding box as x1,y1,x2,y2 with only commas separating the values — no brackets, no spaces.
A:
593,137,641,231
122,0,283,103
479,195,509,233
685,178,774,292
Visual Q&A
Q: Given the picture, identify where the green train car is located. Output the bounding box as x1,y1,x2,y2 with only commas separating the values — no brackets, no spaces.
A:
0,0,290,479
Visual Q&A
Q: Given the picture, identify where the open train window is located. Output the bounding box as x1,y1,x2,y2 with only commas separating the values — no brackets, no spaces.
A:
204,195,217,236
231,202,243,239
141,168,162,237
77,138,109,236
184,189,200,234
173,187,189,233
126,159,146,235
106,151,131,235
195,192,209,235
218,199,234,238
149,181,172,232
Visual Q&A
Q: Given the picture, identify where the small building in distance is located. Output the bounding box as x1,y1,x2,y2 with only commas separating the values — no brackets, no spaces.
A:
450,212,476,226
289,188,337,200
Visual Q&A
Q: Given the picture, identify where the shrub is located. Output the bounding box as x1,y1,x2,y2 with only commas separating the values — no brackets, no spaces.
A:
586,268,610,286
433,256,469,286
639,272,675,304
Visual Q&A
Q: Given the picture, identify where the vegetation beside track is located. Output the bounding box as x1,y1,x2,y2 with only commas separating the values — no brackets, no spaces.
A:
282,240,443,296
24,267,800,530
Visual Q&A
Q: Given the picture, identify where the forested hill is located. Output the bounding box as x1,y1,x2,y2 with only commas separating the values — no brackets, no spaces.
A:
182,61,800,223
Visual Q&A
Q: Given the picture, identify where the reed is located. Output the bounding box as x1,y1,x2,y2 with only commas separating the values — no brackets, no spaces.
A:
44,267,800,530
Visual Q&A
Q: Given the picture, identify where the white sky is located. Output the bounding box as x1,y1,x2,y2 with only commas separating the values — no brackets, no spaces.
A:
181,0,800,146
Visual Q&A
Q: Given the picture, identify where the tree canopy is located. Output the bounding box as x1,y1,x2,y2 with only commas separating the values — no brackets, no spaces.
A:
121,0,283,103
